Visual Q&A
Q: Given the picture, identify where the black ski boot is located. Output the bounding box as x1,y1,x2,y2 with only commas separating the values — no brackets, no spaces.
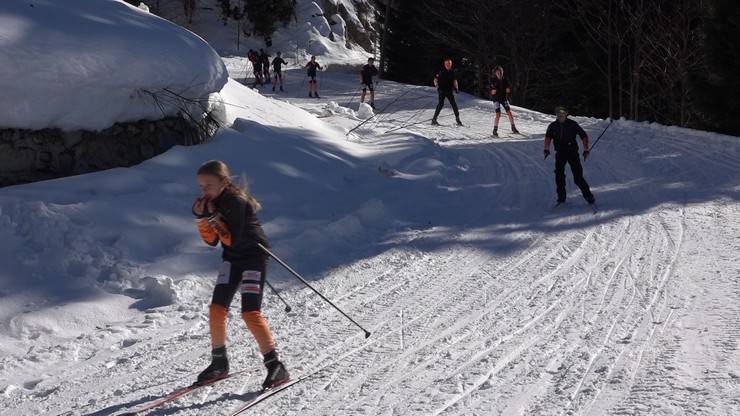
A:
456,118,463,126
280,86,284,92
492,126,499,137
431,119,440,126
196,346,229,385
314,93,321,98
512,125,520,134
262,350,290,391
309,92,313,98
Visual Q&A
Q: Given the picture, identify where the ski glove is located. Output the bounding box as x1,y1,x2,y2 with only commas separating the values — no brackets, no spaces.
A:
207,214,233,247
192,197,211,218
544,149,551,159
196,218,219,246
582,150,590,160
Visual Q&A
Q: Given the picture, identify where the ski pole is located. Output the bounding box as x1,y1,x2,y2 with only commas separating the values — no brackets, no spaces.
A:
346,87,413,136
299,73,307,95
346,88,361,109
264,280,292,313
588,119,614,151
384,95,435,134
258,243,371,338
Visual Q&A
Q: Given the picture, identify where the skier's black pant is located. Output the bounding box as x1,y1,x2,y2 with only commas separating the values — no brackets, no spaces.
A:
555,151,594,203
211,256,268,312
433,90,459,120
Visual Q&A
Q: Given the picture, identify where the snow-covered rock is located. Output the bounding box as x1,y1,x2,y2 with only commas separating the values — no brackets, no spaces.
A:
0,0,228,131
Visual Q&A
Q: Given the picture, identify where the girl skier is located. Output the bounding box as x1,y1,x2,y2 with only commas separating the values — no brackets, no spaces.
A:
192,160,289,391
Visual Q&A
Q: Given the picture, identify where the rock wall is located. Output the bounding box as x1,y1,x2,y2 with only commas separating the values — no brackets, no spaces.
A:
0,116,217,187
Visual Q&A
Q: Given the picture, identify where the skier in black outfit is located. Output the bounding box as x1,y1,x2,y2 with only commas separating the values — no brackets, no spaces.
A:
252,51,264,87
360,57,379,108
271,52,288,92
544,107,595,206
305,56,322,98
432,58,462,126
259,49,270,84
490,65,519,136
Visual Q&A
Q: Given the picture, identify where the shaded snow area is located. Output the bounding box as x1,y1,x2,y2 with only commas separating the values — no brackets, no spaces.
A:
2,57,740,416
0,0,228,131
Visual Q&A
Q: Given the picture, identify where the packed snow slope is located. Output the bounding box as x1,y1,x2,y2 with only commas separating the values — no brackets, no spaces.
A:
2,68,740,415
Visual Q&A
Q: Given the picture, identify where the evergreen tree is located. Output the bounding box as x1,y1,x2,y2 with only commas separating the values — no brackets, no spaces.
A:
691,0,740,135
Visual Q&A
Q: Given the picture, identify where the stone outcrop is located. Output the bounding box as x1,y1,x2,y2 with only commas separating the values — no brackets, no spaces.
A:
0,115,218,187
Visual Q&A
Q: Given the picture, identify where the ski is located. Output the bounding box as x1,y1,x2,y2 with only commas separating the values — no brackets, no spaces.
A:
118,371,246,415
228,375,309,416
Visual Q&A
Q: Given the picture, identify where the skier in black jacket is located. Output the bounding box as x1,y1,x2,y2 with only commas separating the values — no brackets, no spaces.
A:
305,56,322,98
271,52,288,92
490,65,519,136
192,160,290,390
432,58,462,126
360,57,379,108
543,107,595,205
259,49,270,84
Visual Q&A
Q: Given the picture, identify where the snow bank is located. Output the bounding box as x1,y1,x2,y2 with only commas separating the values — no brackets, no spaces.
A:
357,102,375,119
0,0,228,131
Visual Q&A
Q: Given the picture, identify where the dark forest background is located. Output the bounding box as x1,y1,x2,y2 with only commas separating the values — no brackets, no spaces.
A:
375,0,740,136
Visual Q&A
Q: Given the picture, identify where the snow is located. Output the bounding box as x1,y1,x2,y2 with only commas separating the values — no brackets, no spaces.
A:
159,0,372,68
0,0,227,131
1,6,740,416
357,102,375,119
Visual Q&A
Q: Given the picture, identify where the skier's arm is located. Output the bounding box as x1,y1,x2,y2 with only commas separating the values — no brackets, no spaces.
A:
453,79,459,92
576,124,590,149
543,126,554,159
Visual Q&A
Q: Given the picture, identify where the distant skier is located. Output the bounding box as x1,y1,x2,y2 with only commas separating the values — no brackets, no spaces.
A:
192,160,290,390
432,58,462,126
259,49,271,84
543,107,596,206
271,52,288,92
360,57,379,108
490,65,519,136
305,56,322,98
248,49,263,86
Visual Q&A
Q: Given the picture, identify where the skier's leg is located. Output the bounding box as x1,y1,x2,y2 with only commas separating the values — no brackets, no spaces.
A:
569,152,594,202
239,258,289,389
432,90,445,120
448,92,460,120
240,261,274,353
197,261,240,383
209,261,240,348
555,152,568,202
361,88,366,103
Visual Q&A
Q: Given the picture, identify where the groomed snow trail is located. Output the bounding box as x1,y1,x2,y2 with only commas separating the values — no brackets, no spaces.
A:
2,65,738,416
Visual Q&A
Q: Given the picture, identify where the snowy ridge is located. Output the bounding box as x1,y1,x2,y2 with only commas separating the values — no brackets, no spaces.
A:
2,42,740,416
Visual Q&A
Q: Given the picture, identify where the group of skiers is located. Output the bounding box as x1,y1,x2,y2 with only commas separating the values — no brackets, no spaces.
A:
247,48,288,92
431,58,594,207
196,56,595,393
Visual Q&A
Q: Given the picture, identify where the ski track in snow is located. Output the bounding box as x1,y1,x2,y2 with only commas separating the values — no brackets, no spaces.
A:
1,61,739,416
